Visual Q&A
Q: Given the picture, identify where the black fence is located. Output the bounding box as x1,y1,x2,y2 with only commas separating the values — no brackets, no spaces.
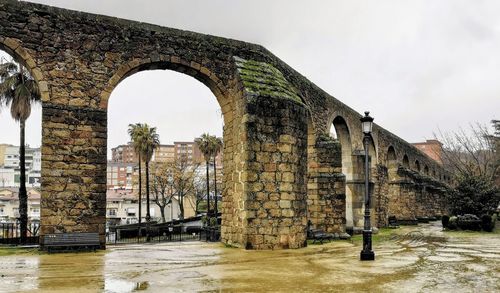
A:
106,225,221,244
0,222,40,245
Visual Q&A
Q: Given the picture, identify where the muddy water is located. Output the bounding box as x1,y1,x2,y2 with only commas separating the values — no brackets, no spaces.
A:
0,222,498,292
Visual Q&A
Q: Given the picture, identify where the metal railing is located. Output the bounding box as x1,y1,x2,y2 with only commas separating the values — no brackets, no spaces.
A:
106,225,221,244
0,222,40,244
106,225,200,244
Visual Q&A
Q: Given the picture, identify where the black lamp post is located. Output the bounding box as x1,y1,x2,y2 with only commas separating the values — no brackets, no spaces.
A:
360,111,375,261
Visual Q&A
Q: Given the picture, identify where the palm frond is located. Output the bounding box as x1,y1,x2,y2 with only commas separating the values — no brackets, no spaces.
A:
0,59,40,121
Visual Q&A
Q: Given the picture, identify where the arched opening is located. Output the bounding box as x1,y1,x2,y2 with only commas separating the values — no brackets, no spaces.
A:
330,116,355,228
423,165,429,175
415,160,421,172
386,146,397,181
402,154,410,168
0,45,43,242
103,59,230,244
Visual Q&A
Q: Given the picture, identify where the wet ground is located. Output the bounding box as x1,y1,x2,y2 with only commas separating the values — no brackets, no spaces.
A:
0,222,499,292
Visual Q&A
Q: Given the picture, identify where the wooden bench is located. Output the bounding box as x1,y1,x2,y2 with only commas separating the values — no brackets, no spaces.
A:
308,228,334,244
42,232,100,252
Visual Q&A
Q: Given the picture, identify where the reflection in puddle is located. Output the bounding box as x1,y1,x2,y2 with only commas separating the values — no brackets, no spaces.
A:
105,278,149,293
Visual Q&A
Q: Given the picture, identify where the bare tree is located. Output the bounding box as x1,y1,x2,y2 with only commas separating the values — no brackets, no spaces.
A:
435,122,499,182
150,162,174,223
150,155,198,221
172,155,198,220
186,172,215,215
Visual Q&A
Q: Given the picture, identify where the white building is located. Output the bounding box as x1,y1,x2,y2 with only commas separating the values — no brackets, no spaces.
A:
0,145,41,188
0,187,40,223
105,189,196,227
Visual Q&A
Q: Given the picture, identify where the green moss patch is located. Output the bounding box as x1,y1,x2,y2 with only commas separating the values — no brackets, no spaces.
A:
235,56,303,104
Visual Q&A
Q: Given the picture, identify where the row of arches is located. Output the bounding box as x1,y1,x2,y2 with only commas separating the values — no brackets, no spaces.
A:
386,146,450,182
325,113,451,229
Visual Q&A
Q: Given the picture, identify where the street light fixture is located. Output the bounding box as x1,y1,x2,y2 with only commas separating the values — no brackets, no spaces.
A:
360,111,375,261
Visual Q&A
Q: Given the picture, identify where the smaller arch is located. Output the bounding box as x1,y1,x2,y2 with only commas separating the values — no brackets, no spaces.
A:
414,160,421,172
386,146,397,181
330,116,352,144
423,165,429,175
330,116,354,179
402,154,410,168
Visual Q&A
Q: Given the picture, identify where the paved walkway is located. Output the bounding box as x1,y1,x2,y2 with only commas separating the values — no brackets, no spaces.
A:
0,222,499,292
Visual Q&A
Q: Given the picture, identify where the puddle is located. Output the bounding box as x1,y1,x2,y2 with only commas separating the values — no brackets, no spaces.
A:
0,222,498,292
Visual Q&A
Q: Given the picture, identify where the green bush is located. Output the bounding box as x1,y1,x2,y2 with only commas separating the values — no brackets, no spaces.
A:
441,215,450,229
446,174,500,217
448,216,458,230
481,215,494,232
457,214,482,231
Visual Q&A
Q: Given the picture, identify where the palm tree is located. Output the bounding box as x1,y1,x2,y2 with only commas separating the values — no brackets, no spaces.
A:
0,60,40,243
211,136,223,217
138,124,160,226
128,123,143,224
195,133,214,217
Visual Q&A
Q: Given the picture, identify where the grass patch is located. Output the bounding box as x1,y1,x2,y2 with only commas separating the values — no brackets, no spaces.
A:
0,246,40,256
350,228,407,244
222,242,239,249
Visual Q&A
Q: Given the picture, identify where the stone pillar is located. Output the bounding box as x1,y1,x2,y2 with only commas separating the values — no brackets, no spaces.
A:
307,134,346,233
387,180,417,222
239,96,308,249
349,153,376,228
40,104,107,247
374,165,389,227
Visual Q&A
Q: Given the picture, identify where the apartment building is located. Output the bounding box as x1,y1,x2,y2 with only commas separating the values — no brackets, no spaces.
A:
153,144,175,163
0,188,40,223
106,161,137,190
106,189,195,227
111,142,138,163
0,145,41,188
174,141,222,167
0,144,12,166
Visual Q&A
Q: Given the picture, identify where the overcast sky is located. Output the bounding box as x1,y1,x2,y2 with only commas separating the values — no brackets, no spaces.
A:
1,0,499,156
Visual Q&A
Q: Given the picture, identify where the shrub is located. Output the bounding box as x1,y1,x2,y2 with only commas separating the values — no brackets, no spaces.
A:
446,174,500,217
457,214,482,231
441,215,450,229
481,215,492,232
448,216,458,230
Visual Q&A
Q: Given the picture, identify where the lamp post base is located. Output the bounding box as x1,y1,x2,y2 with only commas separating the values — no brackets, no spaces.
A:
360,250,375,261
360,229,375,261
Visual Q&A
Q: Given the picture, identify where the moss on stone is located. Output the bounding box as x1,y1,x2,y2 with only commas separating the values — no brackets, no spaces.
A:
235,57,303,104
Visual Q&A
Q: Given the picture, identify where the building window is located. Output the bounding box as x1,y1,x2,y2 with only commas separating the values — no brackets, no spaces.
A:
126,208,136,217
108,209,117,216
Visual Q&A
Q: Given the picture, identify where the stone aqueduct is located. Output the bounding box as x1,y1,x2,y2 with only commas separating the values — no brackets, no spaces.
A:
0,1,451,249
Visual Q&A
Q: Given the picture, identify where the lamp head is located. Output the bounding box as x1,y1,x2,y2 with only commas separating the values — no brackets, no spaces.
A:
360,111,374,134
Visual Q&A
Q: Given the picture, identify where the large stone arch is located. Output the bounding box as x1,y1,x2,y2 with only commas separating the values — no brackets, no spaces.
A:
0,37,50,102
99,57,231,115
